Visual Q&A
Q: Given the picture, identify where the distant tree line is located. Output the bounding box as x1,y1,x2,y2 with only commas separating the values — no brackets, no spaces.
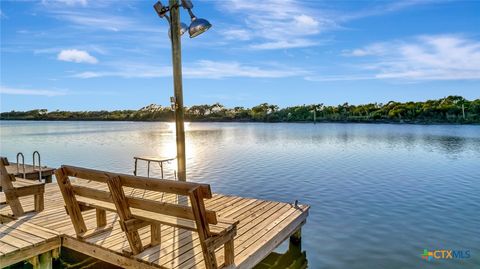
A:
1,96,479,124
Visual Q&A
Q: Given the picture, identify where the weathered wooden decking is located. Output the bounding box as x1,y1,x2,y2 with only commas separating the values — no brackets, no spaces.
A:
0,219,60,267
1,181,309,269
5,163,55,182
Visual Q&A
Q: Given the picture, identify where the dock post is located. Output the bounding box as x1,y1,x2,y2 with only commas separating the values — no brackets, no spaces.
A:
289,228,302,250
27,256,39,268
38,251,53,269
27,250,53,269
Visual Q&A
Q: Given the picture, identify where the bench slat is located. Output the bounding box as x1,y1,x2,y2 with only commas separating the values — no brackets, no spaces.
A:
127,196,218,225
11,178,43,188
9,184,44,197
75,196,234,234
72,185,111,202
63,165,212,198
71,184,218,224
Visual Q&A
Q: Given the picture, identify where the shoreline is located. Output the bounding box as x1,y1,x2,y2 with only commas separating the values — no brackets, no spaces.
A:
2,96,479,125
1,118,478,125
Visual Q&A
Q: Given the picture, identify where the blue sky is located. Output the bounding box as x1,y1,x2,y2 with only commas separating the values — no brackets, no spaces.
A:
1,0,479,111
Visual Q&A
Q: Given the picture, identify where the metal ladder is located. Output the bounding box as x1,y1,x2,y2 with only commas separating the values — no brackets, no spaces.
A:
16,151,43,181
33,151,42,181
16,152,26,178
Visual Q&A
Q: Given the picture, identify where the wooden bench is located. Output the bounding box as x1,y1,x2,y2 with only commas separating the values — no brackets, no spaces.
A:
0,158,45,218
55,165,238,269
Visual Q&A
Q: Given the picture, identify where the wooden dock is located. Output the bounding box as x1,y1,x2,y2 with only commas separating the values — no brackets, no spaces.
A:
5,163,55,183
1,180,309,269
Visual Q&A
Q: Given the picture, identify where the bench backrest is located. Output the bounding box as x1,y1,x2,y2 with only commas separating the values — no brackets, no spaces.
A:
55,165,218,243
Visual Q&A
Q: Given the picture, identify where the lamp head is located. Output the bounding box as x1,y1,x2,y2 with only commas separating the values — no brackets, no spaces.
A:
154,0,212,39
153,1,168,18
188,17,212,38
168,22,189,38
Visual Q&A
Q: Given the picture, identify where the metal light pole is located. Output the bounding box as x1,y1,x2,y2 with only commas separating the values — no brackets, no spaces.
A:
154,0,211,181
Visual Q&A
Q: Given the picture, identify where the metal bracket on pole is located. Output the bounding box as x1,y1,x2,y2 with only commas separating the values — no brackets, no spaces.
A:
170,96,177,110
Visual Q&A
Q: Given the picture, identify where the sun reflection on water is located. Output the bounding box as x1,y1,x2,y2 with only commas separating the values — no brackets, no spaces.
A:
155,122,197,179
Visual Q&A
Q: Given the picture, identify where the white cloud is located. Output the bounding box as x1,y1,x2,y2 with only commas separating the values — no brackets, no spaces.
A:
45,8,165,34
294,14,320,28
42,0,88,7
0,86,67,96
60,0,88,6
184,60,308,79
338,0,437,21
250,39,318,50
216,0,430,50
217,0,334,50
53,12,129,32
335,35,480,81
305,75,376,82
72,71,103,79
71,60,308,79
72,62,171,78
342,43,389,57
40,1,163,34
221,29,252,41
57,49,98,64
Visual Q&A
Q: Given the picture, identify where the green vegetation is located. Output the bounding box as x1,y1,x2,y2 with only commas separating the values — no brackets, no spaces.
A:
1,96,479,124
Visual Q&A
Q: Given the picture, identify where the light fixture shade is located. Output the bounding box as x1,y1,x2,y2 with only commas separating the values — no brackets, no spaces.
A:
168,22,189,38
180,22,189,35
189,18,212,38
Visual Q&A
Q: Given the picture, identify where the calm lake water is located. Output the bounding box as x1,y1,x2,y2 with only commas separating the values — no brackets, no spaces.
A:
1,121,479,269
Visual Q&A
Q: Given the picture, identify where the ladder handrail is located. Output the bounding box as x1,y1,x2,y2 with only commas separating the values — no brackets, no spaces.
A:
33,151,42,181
16,152,26,178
